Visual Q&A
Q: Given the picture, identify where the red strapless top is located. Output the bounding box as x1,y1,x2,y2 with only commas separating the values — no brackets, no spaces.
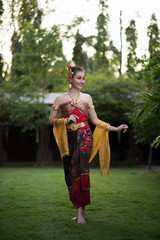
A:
60,100,89,123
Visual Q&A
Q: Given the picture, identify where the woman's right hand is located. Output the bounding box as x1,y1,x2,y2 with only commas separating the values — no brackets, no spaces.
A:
67,114,79,124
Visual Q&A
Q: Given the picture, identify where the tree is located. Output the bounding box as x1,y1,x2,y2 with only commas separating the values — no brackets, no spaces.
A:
0,0,3,25
125,19,138,76
9,0,66,92
0,0,4,81
10,31,22,81
0,0,66,134
72,30,93,71
10,0,43,82
18,23,65,92
63,16,94,71
147,13,160,57
18,0,43,31
129,51,160,169
94,0,110,68
83,70,141,123
109,40,121,75
119,10,123,76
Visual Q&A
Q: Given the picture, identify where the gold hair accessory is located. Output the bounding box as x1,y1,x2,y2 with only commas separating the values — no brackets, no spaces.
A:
68,68,74,79
66,61,77,84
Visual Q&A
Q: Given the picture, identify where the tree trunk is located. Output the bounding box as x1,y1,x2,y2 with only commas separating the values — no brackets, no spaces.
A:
119,10,122,76
34,126,53,167
148,144,152,170
125,125,143,163
0,130,8,166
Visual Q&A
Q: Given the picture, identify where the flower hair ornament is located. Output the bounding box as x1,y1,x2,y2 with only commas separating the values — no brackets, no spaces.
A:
66,61,77,84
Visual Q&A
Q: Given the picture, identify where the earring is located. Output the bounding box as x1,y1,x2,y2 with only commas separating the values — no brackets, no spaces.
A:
69,82,72,88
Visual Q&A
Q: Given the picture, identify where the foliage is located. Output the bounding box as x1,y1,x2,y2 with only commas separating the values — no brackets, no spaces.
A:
2,0,160,142
125,19,138,75
0,81,51,132
109,40,121,74
0,0,67,136
63,16,94,71
17,0,43,30
83,70,141,123
10,31,22,80
10,0,66,92
129,51,160,147
94,0,110,68
93,0,121,73
0,0,4,80
72,31,94,72
0,0,3,23
129,92,160,145
11,23,66,92
147,13,160,57
2,23,66,131
0,54,3,81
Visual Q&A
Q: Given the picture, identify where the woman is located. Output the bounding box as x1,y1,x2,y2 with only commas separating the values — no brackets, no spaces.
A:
49,61,128,224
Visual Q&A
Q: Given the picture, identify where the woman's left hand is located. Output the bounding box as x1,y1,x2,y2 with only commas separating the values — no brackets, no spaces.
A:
117,124,128,133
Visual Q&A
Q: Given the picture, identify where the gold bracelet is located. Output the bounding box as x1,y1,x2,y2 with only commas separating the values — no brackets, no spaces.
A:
51,105,60,111
88,105,95,110
107,125,110,131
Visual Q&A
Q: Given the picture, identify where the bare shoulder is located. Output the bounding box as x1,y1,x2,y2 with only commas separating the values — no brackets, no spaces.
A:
53,92,69,106
81,92,93,105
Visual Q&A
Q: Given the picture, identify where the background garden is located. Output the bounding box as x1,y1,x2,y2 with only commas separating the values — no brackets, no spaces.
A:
0,0,159,167
0,0,160,239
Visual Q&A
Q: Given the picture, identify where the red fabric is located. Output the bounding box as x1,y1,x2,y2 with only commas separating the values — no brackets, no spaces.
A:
81,173,90,190
69,173,90,207
74,190,90,207
71,108,88,123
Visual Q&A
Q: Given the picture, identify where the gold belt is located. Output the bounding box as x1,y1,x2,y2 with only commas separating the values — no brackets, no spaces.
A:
67,121,88,131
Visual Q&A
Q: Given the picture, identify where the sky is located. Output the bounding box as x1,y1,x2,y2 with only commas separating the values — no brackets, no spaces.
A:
1,0,160,72
40,0,160,71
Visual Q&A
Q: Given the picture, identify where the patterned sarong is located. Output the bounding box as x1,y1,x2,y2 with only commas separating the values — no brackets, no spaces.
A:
63,125,93,207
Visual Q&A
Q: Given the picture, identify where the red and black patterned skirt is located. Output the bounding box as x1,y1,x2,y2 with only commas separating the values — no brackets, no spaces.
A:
63,125,93,207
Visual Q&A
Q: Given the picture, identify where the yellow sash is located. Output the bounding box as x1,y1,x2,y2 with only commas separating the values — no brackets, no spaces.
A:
53,118,69,159
53,119,110,175
89,120,110,176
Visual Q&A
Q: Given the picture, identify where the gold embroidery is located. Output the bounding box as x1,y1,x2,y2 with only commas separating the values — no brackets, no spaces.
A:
88,105,95,110
66,121,88,131
51,105,60,111
61,101,89,117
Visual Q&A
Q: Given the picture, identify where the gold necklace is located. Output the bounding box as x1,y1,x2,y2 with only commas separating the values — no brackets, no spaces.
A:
68,91,80,105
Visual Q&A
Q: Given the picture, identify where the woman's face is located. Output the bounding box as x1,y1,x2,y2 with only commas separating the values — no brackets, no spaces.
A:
71,71,85,90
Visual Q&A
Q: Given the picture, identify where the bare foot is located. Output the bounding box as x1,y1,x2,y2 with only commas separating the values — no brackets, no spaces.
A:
76,207,86,224
82,207,87,220
76,215,86,224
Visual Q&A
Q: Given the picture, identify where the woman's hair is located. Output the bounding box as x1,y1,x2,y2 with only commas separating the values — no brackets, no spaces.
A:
66,61,85,84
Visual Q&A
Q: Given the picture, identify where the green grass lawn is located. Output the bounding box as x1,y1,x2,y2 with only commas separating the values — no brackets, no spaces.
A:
0,166,160,240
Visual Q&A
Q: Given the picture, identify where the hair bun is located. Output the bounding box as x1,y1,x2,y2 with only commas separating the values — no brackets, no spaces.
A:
66,61,77,69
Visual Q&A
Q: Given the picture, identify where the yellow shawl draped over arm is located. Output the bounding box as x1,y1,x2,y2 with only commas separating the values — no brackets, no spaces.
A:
53,118,69,159
89,120,110,176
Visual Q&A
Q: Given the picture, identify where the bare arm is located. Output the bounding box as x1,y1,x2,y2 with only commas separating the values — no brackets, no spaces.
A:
49,96,60,125
87,94,128,133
